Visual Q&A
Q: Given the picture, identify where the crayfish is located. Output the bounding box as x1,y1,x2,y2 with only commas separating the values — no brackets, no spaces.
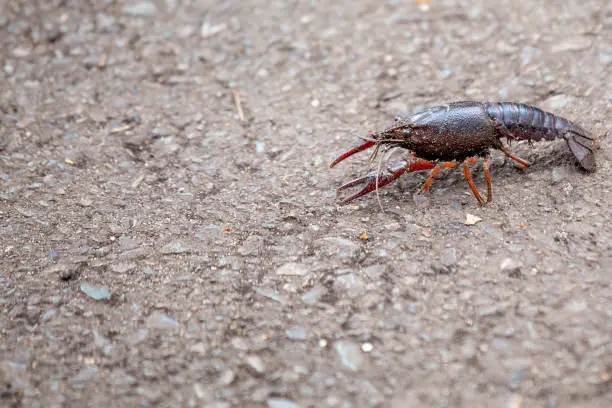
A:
330,101,598,204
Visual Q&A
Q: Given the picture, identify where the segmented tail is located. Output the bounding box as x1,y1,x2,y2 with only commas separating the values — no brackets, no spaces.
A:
485,102,598,172
565,131,598,172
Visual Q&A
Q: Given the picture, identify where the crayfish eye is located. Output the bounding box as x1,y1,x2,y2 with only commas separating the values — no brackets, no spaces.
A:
394,116,402,122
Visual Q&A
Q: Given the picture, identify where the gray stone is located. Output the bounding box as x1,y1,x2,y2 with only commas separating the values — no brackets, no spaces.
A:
122,2,157,17
363,264,385,281
161,241,188,254
146,312,180,331
41,309,56,321
71,366,99,389
110,262,136,274
254,287,286,304
500,258,522,277
130,328,149,345
245,355,266,375
333,272,366,299
218,370,235,386
479,303,508,317
301,286,325,304
334,340,363,372
316,237,360,262
238,235,264,256
118,236,139,251
285,326,311,341
267,398,298,408
195,225,221,242
80,283,111,300
551,166,568,184
189,342,207,355
552,36,592,52
276,262,309,276
440,247,457,268
200,21,227,38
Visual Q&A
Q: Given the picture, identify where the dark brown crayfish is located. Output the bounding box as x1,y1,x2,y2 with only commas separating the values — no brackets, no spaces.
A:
330,101,598,204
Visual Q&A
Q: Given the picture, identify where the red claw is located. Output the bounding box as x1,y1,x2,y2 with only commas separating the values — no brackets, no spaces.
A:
336,161,408,202
329,139,376,168
334,156,438,203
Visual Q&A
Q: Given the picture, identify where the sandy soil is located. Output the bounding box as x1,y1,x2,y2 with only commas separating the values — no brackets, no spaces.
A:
1,0,611,407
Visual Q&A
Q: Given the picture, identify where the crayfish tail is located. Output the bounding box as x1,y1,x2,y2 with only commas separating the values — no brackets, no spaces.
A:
566,132,597,172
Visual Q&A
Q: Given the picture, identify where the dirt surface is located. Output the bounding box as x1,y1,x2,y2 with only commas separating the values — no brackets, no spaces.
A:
1,0,611,407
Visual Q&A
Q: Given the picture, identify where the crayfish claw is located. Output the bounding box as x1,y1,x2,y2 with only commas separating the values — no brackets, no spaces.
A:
336,173,372,192
336,162,409,203
329,139,376,168
337,173,378,203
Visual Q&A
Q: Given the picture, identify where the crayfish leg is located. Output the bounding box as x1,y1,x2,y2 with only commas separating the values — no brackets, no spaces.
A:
483,155,493,202
463,157,485,204
500,146,530,169
418,162,458,194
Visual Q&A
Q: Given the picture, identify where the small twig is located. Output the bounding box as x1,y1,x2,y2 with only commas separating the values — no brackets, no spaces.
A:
232,89,245,122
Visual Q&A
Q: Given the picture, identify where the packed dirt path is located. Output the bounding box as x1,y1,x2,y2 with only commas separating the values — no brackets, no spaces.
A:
1,0,611,407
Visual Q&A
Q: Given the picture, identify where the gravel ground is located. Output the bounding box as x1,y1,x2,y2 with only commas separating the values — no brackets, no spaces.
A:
1,0,611,407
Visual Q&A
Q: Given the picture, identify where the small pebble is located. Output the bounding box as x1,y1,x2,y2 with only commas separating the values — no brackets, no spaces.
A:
479,303,507,317
80,283,111,300
301,286,324,304
267,398,298,408
122,2,157,17
500,258,522,277
245,355,266,375
316,237,360,263
189,343,207,355
146,312,180,331
551,166,568,184
110,262,136,274
218,370,235,386
333,273,366,299
254,287,286,304
238,235,263,256
286,326,311,341
41,309,57,321
200,21,227,38
440,247,457,268
161,241,188,254
464,214,482,226
552,36,592,53
71,366,99,390
276,262,309,276
335,340,363,372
